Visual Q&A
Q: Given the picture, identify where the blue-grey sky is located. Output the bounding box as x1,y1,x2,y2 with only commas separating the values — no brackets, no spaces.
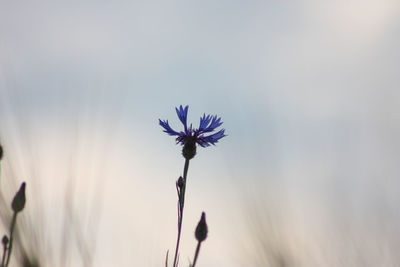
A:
1,1,400,266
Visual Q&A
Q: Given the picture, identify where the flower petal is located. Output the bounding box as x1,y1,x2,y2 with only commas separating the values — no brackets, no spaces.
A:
197,129,226,147
199,114,212,131
175,105,189,133
198,115,223,134
159,119,180,136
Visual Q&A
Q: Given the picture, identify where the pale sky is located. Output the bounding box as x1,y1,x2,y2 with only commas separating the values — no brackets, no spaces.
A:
1,1,400,266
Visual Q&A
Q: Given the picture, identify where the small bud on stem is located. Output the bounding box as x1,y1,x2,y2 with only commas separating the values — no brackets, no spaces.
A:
12,182,26,213
195,212,208,242
176,176,184,189
2,236,8,247
192,212,208,267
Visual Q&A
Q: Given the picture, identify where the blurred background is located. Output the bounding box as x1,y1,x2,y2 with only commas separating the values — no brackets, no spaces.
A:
1,0,400,266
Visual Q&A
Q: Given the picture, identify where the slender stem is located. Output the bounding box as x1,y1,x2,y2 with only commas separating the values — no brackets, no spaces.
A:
183,159,190,180
172,159,190,267
1,240,7,267
180,159,190,210
172,228,181,267
192,241,201,267
4,213,17,267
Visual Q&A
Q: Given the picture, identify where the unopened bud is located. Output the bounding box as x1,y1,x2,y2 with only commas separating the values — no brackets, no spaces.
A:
2,235,8,246
177,176,184,188
182,140,196,160
12,182,26,213
195,212,208,242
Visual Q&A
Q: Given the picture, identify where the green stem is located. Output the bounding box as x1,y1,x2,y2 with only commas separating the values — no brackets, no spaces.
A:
192,241,201,267
172,159,190,267
4,213,17,267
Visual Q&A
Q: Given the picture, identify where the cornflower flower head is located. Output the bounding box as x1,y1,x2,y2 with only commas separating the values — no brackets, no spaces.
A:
159,105,226,159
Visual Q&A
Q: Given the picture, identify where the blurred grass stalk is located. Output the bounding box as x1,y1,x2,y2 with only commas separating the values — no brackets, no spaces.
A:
0,142,101,267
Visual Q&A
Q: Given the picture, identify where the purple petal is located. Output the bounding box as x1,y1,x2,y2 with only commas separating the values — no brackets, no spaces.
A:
159,119,180,136
199,114,212,131
175,105,189,133
198,115,223,134
197,129,226,147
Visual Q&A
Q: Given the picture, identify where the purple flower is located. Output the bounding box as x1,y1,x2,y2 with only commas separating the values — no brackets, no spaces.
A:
159,105,226,148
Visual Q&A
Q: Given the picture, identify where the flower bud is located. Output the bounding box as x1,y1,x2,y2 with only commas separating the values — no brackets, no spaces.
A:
177,176,184,188
182,140,196,160
12,182,26,213
195,212,208,242
2,235,8,246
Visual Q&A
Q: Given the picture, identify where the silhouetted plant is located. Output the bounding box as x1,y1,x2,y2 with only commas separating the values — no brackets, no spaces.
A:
0,137,101,266
159,105,225,267
1,182,26,267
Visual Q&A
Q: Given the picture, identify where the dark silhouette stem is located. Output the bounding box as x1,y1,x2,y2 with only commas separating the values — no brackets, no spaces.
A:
1,239,7,267
172,159,190,267
4,212,17,267
192,241,201,267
